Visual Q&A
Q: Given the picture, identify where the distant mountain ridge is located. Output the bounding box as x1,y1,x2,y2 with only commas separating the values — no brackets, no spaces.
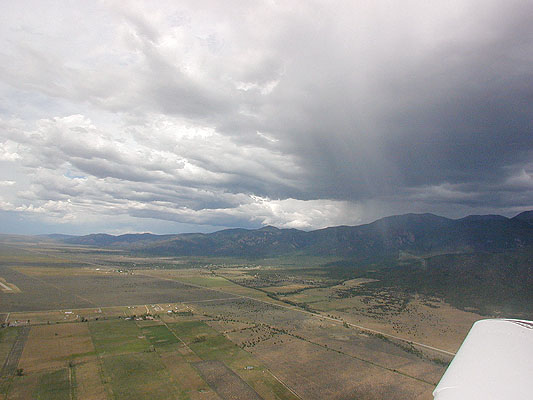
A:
52,211,533,258
513,210,533,225
57,232,177,247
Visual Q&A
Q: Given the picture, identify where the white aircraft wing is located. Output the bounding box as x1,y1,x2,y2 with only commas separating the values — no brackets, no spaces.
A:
433,319,533,399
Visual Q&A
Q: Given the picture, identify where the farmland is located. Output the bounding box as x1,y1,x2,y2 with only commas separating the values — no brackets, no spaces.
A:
0,238,497,399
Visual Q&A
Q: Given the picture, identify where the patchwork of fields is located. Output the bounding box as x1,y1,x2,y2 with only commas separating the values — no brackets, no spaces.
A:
0,241,482,399
1,317,299,400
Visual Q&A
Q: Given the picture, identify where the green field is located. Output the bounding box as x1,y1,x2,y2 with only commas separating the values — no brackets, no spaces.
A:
141,324,181,352
101,352,180,400
0,328,19,366
1,316,301,400
34,369,71,400
171,321,246,362
89,320,150,355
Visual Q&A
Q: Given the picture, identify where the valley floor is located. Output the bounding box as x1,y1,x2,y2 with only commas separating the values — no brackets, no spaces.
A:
0,242,490,399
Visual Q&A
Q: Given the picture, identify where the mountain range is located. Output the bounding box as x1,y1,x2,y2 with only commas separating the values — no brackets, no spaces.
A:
53,211,533,258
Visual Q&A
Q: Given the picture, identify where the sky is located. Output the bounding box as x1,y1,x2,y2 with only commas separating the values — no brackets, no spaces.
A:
0,0,532,235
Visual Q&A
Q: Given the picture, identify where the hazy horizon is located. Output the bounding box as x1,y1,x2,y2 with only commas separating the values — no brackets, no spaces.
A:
1,209,529,236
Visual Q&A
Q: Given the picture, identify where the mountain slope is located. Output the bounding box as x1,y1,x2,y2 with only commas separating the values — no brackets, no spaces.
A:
56,211,533,258
63,233,177,247
512,210,533,225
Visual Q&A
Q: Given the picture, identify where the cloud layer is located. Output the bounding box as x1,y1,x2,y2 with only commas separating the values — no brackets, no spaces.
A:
1,0,532,234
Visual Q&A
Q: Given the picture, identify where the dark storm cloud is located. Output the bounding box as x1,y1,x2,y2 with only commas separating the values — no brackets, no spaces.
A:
251,0,533,204
0,0,532,233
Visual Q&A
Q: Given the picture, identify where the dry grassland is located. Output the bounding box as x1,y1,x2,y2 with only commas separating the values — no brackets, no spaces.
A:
205,319,255,334
0,328,18,367
18,323,94,374
138,269,285,305
248,335,433,400
7,310,80,325
4,373,41,400
194,360,263,400
168,320,299,400
262,284,312,294
159,352,220,400
194,297,446,398
100,352,181,400
73,360,108,400
331,297,480,353
123,305,150,317
279,282,481,353
12,267,110,277
0,251,70,265
288,318,446,384
335,278,380,288
1,245,482,399
134,318,164,327
281,287,331,304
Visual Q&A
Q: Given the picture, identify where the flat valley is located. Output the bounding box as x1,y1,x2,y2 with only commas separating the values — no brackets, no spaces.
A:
1,212,532,399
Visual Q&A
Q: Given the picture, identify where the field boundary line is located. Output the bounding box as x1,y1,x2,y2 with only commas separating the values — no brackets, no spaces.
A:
68,363,74,400
341,320,456,356
253,352,337,398
162,320,302,400
2,266,456,357
0,325,30,395
138,271,457,357
2,244,456,357
263,366,302,399
158,320,196,358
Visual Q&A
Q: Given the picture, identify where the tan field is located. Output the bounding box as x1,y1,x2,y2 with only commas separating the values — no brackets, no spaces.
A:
18,323,95,374
73,360,108,400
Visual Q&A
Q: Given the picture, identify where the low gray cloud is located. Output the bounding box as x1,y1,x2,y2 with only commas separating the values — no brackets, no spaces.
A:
0,0,532,234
